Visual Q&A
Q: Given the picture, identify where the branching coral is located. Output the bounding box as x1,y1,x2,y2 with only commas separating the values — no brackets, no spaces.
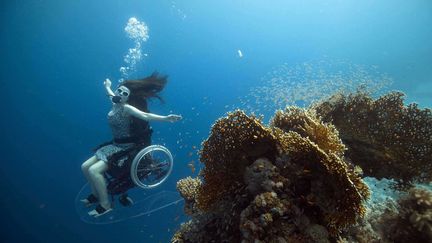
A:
274,130,369,233
197,110,279,210
271,107,346,156
177,177,202,202
314,91,432,184
177,177,202,215
271,107,369,231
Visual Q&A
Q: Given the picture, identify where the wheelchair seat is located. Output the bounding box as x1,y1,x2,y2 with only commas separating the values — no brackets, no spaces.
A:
105,145,174,197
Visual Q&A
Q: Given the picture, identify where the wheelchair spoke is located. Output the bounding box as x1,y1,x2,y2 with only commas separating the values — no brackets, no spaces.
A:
137,168,151,172
130,145,173,188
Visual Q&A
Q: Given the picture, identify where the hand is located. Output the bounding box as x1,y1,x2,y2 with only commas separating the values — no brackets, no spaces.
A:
104,78,112,88
167,114,182,122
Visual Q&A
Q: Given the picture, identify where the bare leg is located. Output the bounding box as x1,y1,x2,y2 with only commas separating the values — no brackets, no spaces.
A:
81,156,99,197
88,161,111,210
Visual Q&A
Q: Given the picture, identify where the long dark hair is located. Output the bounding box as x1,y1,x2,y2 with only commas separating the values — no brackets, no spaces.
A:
121,72,168,112
120,72,167,143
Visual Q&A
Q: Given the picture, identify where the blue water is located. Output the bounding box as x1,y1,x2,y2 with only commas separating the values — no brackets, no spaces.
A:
1,1,431,242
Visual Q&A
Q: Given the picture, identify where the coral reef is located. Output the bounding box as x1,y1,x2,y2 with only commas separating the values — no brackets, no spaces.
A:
271,107,345,156
341,184,432,243
197,110,278,211
273,131,369,233
314,91,432,185
172,91,431,242
173,109,369,242
384,187,432,242
339,177,401,243
176,177,202,215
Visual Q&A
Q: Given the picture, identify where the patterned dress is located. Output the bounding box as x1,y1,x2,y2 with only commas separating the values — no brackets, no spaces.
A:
95,105,135,162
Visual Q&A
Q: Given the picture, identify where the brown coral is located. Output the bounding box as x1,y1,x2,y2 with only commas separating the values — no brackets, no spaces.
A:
314,91,432,185
197,110,279,210
240,191,293,242
271,106,346,156
383,188,432,242
271,107,369,231
274,130,369,233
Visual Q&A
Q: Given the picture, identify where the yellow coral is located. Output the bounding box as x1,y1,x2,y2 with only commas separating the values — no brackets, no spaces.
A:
171,221,193,243
412,188,432,208
176,177,202,215
254,192,279,209
177,176,202,202
271,107,346,156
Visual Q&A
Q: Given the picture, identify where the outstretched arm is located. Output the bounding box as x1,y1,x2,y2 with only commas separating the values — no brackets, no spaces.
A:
104,79,115,97
124,104,182,122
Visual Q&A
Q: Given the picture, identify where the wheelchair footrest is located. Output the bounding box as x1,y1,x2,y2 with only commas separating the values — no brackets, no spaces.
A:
119,194,134,207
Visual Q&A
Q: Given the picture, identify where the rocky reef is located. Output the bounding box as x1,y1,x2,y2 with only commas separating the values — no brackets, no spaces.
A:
386,187,432,242
342,183,432,243
172,91,432,243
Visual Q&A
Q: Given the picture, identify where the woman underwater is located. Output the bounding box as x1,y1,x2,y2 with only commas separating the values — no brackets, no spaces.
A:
80,72,182,217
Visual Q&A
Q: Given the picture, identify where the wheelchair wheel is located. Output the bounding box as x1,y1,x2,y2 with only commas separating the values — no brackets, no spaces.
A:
130,145,173,189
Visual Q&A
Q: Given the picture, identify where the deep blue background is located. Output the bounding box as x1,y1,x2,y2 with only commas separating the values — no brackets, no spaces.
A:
1,0,431,242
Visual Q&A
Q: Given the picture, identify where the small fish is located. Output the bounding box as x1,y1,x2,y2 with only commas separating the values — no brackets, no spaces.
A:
188,161,196,174
237,49,243,58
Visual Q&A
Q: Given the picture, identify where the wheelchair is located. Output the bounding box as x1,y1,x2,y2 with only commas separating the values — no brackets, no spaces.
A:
104,145,174,207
